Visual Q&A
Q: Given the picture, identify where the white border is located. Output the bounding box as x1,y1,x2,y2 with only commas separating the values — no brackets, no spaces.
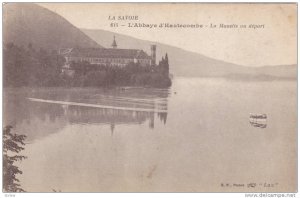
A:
0,1,298,198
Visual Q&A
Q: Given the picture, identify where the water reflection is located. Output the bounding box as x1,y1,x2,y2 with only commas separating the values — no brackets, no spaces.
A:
4,87,169,141
3,79,297,192
62,105,168,131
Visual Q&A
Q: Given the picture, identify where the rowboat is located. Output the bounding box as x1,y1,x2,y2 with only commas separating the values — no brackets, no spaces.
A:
249,113,267,129
249,113,267,119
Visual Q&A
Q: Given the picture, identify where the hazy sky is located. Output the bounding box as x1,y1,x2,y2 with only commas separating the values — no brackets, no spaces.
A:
39,3,296,67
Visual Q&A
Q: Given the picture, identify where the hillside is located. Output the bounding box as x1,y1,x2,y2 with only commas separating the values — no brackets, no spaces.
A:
3,3,102,51
3,3,296,79
82,29,297,79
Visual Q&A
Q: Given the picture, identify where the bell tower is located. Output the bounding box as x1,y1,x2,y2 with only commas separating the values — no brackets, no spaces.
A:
111,35,117,49
150,45,156,65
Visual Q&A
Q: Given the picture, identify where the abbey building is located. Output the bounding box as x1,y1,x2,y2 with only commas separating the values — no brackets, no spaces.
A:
60,36,156,74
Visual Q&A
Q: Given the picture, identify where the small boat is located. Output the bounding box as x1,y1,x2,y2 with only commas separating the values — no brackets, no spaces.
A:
249,113,267,119
249,113,267,129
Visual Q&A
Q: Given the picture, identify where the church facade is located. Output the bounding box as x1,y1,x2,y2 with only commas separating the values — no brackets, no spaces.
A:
60,36,156,75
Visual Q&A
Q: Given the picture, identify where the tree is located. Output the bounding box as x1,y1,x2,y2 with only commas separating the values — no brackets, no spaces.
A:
164,53,169,74
3,126,27,192
157,54,170,76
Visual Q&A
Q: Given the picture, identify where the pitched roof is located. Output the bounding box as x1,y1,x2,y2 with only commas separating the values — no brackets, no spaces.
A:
65,48,151,59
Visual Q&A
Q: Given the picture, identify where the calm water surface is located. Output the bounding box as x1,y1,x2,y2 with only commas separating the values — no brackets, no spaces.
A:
3,78,297,192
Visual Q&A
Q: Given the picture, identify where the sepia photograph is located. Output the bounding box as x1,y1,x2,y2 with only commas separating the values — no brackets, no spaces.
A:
2,2,297,194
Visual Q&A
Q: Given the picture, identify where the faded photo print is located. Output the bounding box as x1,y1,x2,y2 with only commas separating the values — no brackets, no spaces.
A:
2,3,297,193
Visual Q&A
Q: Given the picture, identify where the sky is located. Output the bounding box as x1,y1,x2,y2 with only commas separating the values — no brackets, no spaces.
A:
39,3,297,67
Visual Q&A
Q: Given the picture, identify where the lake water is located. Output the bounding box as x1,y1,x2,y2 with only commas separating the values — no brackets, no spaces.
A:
3,78,297,192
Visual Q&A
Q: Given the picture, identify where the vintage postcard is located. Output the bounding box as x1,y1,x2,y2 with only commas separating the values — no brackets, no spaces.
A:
2,2,297,193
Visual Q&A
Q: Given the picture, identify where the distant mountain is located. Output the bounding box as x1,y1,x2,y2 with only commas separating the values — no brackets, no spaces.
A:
3,3,102,51
82,28,297,79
